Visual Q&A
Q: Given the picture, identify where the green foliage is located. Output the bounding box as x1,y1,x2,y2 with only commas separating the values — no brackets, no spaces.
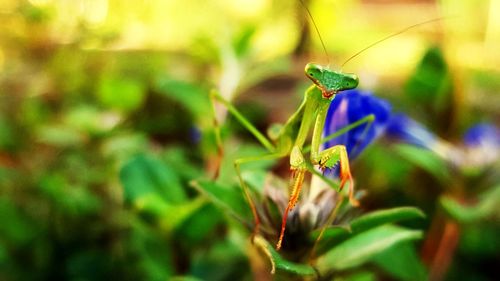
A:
120,153,187,204
317,225,422,271
254,236,317,276
404,46,454,130
97,76,146,111
393,144,451,183
192,180,253,224
372,242,428,281
315,207,425,251
440,185,500,223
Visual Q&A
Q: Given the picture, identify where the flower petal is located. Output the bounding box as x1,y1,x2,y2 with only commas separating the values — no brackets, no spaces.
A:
323,89,392,159
463,123,500,148
385,113,438,150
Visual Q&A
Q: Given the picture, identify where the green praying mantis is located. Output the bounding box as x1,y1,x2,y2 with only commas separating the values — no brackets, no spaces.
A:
211,63,366,250
210,3,444,250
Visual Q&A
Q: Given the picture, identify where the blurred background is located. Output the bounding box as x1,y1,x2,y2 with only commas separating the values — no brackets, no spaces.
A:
0,0,498,280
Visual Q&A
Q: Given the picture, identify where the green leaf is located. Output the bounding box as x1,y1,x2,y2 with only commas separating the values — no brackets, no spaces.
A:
136,195,205,230
173,202,224,246
64,105,120,134
191,180,251,223
36,124,84,146
0,115,16,150
372,242,428,281
154,78,211,126
129,220,174,281
97,76,146,111
254,236,317,276
405,46,452,115
315,207,425,250
39,174,102,216
440,185,500,223
344,271,377,281
120,154,187,204
0,198,37,244
170,277,204,281
394,144,451,183
316,225,423,272
232,26,256,57
350,207,426,233
190,240,250,280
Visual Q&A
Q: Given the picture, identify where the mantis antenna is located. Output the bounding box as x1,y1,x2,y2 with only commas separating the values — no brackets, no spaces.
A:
299,0,331,67
341,17,446,68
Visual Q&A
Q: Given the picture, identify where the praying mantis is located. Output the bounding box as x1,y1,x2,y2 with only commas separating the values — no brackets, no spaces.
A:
211,63,367,250
210,4,444,250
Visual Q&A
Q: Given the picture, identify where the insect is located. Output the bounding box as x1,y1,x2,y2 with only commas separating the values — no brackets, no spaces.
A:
211,2,444,250
212,62,364,249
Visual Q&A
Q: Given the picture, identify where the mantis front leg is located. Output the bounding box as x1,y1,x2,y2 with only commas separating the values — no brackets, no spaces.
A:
310,97,359,206
315,145,359,206
276,146,307,250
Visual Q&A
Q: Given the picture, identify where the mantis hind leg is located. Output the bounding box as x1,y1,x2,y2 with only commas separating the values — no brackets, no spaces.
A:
235,153,284,242
209,90,276,179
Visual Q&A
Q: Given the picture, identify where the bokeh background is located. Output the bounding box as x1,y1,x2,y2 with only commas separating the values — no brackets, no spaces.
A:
0,0,498,280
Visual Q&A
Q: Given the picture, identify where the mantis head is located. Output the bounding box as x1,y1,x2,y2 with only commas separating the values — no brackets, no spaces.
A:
305,63,359,98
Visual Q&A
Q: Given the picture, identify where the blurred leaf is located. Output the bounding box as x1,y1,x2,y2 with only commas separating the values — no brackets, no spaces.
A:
100,132,148,161
154,78,210,125
0,198,36,244
21,4,52,23
343,271,377,281
405,46,452,115
350,207,425,233
0,242,7,263
372,242,427,281
316,225,423,271
171,277,204,281
162,147,203,180
66,250,113,280
64,106,121,135
393,144,451,183
97,76,146,111
315,207,425,251
238,57,290,92
174,202,224,246
254,236,316,276
190,240,250,281
0,116,16,150
39,174,102,216
232,26,256,58
191,180,251,224
120,154,187,204
36,124,84,146
440,185,500,223
459,223,500,257
129,220,174,281
134,196,203,234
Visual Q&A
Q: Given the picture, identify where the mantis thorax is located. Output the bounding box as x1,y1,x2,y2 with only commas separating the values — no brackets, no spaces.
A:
305,63,359,98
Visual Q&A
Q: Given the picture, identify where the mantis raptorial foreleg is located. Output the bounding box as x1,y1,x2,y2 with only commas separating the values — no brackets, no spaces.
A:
317,145,358,206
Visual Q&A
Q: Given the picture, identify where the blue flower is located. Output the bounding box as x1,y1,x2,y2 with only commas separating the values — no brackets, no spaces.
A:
385,113,439,150
463,123,500,148
457,123,500,169
323,89,391,160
